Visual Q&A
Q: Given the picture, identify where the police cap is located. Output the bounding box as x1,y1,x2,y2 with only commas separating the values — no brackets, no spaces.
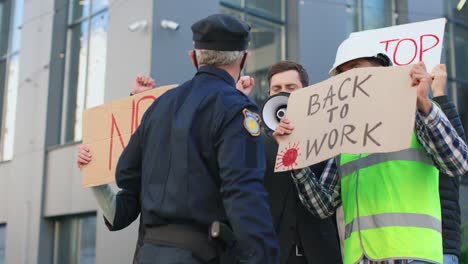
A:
191,14,251,51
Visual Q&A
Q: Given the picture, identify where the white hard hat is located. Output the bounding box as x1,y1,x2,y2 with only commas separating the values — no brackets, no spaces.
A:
329,36,392,76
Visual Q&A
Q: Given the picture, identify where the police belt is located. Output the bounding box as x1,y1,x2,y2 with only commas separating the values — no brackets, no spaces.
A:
144,224,218,262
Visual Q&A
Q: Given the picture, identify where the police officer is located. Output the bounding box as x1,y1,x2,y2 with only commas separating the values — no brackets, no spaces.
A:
108,14,280,263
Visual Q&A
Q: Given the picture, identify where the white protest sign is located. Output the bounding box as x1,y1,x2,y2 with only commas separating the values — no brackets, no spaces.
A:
274,65,415,172
349,18,446,71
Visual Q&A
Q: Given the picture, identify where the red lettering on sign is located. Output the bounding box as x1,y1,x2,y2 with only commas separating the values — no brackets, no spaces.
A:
379,34,441,66
419,34,439,61
108,114,126,171
393,38,418,66
379,38,399,52
107,95,157,171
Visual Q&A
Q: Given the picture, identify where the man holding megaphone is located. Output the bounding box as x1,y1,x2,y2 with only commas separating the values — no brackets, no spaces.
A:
240,60,342,264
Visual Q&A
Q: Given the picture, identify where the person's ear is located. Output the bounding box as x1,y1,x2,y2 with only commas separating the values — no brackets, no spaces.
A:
243,52,250,65
188,50,197,67
239,51,250,70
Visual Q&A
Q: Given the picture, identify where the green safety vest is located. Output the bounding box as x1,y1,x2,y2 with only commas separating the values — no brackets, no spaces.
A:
340,133,443,264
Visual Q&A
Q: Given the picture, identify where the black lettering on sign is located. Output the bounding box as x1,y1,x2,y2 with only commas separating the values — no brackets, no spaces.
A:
363,121,383,146
338,77,351,101
327,106,339,123
328,129,339,149
306,133,327,159
353,74,372,98
323,85,336,109
308,94,320,116
340,104,349,119
340,124,357,145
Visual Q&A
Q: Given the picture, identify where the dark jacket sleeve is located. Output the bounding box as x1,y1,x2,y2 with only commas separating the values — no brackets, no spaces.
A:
215,105,280,264
107,124,144,231
433,95,466,141
433,95,467,181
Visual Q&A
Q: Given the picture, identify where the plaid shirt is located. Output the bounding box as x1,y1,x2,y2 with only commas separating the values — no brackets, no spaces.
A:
291,104,468,263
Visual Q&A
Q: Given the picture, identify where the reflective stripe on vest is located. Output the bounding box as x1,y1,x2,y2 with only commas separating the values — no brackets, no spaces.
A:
340,148,434,178
345,212,442,239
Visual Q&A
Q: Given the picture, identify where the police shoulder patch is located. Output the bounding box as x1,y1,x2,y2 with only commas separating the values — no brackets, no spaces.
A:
242,108,261,137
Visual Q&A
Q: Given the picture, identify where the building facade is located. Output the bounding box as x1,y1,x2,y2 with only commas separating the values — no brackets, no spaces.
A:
0,0,466,263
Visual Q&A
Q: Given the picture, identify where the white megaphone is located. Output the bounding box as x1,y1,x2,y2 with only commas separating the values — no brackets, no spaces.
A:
261,92,290,131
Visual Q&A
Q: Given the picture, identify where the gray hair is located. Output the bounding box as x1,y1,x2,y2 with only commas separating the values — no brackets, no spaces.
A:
195,49,244,66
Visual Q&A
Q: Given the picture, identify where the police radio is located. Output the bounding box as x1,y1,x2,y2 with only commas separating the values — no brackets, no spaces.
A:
261,92,290,131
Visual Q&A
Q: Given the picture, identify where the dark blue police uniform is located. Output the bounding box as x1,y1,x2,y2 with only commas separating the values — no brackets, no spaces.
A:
110,65,279,263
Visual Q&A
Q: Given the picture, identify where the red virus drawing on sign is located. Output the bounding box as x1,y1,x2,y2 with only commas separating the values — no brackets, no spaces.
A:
276,142,301,171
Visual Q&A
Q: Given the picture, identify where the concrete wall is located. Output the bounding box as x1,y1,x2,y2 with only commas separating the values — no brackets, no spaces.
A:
104,0,155,102
44,145,96,217
0,0,153,263
3,0,55,262
45,143,139,264
0,162,10,224
150,0,219,85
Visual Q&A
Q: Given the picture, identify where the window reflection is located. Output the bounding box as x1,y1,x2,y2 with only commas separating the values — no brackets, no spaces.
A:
220,1,285,105
246,0,283,20
69,0,90,23
245,15,283,104
64,1,108,143
361,0,393,30
53,215,96,264
0,0,23,161
67,20,89,142
346,0,394,33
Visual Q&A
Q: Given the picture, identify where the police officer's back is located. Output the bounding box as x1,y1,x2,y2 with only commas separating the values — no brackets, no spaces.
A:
112,14,279,263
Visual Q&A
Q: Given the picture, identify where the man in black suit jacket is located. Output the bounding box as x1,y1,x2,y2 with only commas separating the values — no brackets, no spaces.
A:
249,61,342,263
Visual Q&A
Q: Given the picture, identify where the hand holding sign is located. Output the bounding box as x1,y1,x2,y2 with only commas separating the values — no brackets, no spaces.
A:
430,64,448,97
132,75,156,95
410,62,433,115
77,144,91,170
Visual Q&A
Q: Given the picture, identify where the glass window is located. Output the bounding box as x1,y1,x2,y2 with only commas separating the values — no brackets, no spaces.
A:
245,15,283,104
220,0,285,105
361,0,393,30
0,1,11,55
246,0,283,20
453,25,468,81
346,0,360,34
63,0,108,143
221,0,241,7
0,0,23,161
0,224,5,264
445,1,468,123
346,0,396,33
0,1,11,147
53,215,96,264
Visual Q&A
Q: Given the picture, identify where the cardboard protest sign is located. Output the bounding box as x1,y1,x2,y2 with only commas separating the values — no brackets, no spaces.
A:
274,66,415,172
81,85,177,187
349,18,445,71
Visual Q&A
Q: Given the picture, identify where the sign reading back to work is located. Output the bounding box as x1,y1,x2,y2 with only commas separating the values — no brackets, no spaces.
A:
274,66,415,172
81,85,177,187
350,18,446,71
